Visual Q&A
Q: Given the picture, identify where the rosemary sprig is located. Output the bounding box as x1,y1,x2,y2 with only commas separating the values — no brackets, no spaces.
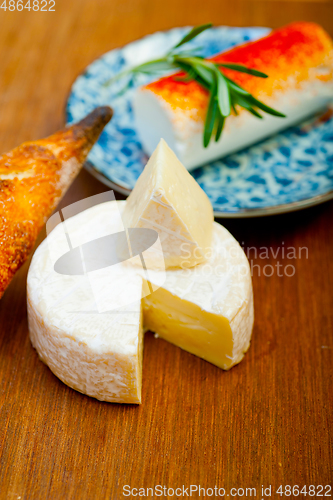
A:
105,24,286,147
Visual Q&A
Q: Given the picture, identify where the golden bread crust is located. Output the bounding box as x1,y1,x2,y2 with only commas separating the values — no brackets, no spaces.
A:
0,106,113,297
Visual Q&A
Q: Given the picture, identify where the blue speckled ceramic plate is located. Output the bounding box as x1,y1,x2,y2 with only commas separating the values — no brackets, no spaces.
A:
66,26,333,217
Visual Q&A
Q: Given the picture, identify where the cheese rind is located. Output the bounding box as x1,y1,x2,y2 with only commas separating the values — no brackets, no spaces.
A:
122,139,214,268
27,200,253,403
28,297,144,404
27,201,144,404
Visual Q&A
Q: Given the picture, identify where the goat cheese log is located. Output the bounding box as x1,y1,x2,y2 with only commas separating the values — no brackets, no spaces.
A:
0,106,113,298
133,22,333,170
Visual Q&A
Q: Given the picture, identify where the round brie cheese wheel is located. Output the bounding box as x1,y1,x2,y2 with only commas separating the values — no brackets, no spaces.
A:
27,200,253,403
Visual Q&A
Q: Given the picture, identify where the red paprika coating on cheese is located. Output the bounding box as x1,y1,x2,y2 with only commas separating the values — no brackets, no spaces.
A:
144,22,333,121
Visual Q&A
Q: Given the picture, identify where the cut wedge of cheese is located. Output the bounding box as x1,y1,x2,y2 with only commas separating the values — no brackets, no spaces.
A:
27,200,253,404
121,139,213,268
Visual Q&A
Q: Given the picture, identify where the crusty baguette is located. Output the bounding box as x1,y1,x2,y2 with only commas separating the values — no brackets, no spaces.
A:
0,106,113,298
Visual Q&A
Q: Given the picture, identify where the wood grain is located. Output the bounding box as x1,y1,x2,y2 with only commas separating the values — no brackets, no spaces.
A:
0,1,332,498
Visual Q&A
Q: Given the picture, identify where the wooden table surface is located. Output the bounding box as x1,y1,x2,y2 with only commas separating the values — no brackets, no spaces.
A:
0,1,332,498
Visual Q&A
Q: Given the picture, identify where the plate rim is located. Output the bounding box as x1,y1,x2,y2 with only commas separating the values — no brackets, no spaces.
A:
84,161,333,218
